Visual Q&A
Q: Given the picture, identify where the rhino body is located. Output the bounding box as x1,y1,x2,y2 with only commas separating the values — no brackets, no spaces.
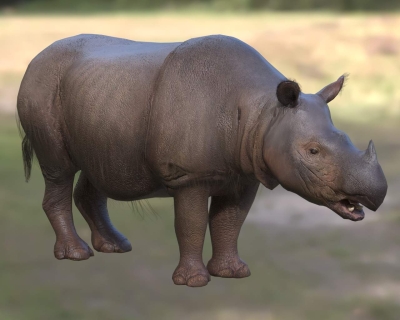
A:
17,34,387,287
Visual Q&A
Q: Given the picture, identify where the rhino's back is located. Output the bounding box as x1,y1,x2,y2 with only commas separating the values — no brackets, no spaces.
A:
60,34,181,132
60,34,181,154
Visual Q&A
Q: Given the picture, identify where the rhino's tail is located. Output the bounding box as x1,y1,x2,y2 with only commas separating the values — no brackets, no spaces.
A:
22,135,34,182
16,112,35,182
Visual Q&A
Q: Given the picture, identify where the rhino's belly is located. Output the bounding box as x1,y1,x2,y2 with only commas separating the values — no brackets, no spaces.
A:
64,98,166,200
85,162,167,201
69,128,165,201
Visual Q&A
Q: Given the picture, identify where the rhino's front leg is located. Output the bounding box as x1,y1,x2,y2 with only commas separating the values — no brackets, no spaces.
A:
207,182,259,278
172,186,210,287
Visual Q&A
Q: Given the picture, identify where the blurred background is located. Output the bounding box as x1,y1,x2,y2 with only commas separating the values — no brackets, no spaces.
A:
1,1,400,320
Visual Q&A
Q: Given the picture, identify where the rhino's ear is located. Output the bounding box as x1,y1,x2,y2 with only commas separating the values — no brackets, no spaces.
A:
276,80,301,108
317,74,347,104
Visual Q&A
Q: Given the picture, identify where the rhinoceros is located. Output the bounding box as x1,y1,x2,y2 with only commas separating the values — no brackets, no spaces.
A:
17,34,387,287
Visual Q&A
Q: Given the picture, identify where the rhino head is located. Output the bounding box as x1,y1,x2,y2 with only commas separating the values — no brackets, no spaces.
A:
254,75,387,221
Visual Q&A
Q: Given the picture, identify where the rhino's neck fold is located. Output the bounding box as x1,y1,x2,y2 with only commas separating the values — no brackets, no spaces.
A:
237,101,279,190
252,122,279,190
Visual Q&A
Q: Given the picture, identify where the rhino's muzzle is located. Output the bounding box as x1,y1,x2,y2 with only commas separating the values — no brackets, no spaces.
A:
329,141,387,221
327,190,385,222
321,140,387,222
327,193,385,222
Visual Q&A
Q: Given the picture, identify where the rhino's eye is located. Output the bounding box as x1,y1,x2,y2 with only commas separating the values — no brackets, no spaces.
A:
310,148,319,155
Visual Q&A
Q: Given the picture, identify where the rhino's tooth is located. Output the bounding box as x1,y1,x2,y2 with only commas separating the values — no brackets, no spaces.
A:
348,206,355,212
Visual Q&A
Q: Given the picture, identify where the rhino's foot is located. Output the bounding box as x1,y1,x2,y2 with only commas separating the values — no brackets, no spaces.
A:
207,257,251,278
172,261,211,287
54,238,94,261
92,230,132,253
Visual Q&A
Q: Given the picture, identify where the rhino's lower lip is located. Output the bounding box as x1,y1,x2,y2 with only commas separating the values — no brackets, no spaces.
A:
328,199,365,221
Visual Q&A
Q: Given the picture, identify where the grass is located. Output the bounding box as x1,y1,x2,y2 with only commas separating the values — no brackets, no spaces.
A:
0,116,400,320
1,12,400,320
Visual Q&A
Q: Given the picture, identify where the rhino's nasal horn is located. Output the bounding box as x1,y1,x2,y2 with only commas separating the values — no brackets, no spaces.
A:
364,140,377,163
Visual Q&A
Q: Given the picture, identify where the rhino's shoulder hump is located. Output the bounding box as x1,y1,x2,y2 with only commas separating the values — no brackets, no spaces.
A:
173,34,256,60
184,34,247,47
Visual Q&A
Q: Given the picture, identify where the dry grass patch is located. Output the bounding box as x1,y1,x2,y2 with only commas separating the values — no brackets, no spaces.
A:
0,13,399,122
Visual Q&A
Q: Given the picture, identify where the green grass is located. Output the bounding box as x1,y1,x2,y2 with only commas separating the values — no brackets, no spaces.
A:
1,114,400,319
4,0,400,14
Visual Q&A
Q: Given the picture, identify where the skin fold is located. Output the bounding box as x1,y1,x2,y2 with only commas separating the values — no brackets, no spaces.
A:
17,34,387,287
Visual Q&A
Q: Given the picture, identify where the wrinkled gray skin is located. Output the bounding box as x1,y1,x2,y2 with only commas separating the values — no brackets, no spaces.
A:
17,34,387,287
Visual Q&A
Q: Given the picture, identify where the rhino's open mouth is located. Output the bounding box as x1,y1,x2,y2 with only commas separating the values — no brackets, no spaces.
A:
327,198,365,221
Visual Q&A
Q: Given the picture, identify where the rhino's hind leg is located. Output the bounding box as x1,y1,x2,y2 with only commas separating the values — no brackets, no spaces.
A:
172,186,210,287
207,183,259,278
42,175,94,261
74,172,132,253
